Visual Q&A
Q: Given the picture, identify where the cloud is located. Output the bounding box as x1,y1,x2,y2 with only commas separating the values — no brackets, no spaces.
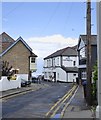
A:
26,34,78,58
26,34,78,74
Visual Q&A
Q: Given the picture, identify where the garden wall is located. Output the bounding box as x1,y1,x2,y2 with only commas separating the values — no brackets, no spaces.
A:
0,76,21,91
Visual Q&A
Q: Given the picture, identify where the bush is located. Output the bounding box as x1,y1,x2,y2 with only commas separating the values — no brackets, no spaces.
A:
2,61,13,76
92,62,98,105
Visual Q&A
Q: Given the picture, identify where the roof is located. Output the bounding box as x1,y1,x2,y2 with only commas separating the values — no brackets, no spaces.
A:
1,32,15,43
0,32,15,52
62,66,78,73
0,36,37,57
29,52,37,57
77,35,97,50
44,46,77,60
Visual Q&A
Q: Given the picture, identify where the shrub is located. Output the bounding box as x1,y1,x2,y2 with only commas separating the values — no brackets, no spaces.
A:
92,62,98,105
2,61,13,76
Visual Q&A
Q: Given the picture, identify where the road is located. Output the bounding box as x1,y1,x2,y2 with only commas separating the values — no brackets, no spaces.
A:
2,82,74,118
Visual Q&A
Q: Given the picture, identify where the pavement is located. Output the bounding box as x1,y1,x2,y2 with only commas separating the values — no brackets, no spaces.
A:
63,85,96,119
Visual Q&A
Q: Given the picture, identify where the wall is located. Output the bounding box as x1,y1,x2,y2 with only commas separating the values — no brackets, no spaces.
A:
44,67,66,82
78,39,85,50
44,67,52,80
62,56,78,67
56,67,66,82
68,73,78,82
2,41,30,74
0,76,21,91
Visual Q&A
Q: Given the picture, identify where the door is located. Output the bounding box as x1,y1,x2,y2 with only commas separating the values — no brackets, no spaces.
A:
53,72,56,82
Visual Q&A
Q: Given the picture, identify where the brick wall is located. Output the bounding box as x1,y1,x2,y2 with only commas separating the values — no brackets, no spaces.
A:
2,41,30,74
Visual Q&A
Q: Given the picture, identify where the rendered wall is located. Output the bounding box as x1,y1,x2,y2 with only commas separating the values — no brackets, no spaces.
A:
0,76,21,91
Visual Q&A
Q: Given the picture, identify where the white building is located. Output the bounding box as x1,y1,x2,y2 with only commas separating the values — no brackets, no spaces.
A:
43,46,78,82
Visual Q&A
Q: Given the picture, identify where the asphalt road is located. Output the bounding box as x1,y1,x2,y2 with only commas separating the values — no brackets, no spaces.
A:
2,82,73,118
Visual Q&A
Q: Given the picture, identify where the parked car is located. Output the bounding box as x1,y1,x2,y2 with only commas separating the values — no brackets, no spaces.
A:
32,77,38,83
21,79,31,87
32,73,39,83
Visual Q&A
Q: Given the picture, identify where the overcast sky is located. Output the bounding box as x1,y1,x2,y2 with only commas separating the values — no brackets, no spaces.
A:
2,2,97,74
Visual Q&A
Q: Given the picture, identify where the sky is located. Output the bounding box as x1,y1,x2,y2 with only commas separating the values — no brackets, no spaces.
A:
2,1,97,74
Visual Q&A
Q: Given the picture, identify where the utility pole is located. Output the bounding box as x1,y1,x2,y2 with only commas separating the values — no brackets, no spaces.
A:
86,0,92,105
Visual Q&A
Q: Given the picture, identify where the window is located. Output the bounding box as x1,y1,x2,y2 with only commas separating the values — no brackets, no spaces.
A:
53,58,55,66
31,57,35,63
57,58,59,66
73,74,76,76
45,72,47,78
80,47,86,59
73,61,76,66
49,59,51,67
48,72,51,78
57,73,59,79
82,71,86,79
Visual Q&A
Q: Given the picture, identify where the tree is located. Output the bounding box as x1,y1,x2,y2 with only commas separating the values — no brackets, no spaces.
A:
2,61,13,76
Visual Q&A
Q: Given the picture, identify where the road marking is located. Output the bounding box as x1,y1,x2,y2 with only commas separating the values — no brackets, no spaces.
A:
50,85,77,118
60,86,79,118
2,89,34,101
45,85,75,117
45,85,77,117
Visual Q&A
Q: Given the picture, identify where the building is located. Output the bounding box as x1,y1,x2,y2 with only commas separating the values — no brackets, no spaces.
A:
77,35,97,83
43,46,78,82
0,32,37,80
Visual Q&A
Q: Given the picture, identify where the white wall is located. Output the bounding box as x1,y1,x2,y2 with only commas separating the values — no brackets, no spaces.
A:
56,67,66,82
44,67,78,83
0,76,21,91
44,67,53,79
68,73,78,82
44,67,66,82
78,39,85,50
44,55,78,83
62,56,78,67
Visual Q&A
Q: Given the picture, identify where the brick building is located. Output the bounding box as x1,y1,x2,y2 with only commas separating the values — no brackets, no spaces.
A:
0,32,37,80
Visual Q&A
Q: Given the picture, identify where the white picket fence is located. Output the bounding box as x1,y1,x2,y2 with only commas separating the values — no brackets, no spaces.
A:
0,76,21,91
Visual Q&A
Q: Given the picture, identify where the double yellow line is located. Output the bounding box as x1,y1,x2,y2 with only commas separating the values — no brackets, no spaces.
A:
60,85,79,118
45,85,77,118
2,89,33,101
